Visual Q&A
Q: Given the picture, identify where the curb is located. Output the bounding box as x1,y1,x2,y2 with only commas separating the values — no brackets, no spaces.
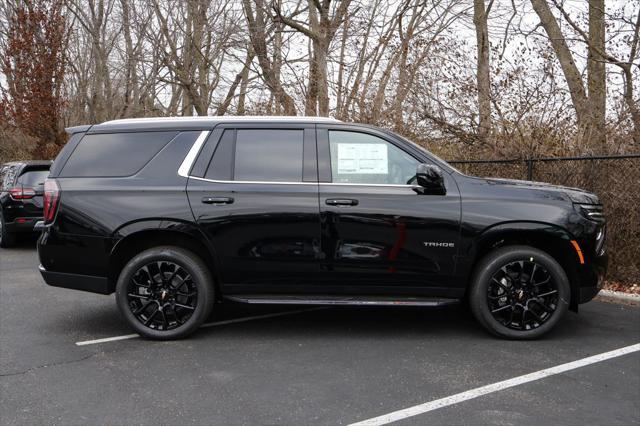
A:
596,290,640,305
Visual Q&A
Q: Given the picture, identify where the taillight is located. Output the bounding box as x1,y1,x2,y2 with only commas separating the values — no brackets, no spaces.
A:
9,187,36,199
43,179,60,224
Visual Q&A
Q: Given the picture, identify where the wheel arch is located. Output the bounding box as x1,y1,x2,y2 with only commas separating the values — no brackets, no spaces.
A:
466,221,582,312
108,221,221,295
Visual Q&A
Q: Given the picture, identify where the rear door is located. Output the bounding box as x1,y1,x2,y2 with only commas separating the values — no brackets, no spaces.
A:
187,124,321,293
316,126,461,294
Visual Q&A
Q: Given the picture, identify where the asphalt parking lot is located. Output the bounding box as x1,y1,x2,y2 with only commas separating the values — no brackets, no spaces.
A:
1,240,639,425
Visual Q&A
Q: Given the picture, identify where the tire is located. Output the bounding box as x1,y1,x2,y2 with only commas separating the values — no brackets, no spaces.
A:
0,212,16,248
116,246,214,340
469,245,570,339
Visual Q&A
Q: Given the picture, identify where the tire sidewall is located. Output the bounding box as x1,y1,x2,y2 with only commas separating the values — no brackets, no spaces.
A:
116,246,214,340
470,246,570,339
0,211,15,248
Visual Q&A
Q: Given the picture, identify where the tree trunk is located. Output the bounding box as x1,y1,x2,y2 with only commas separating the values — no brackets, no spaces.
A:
305,2,319,116
335,16,348,119
120,0,138,118
237,50,253,115
316,38,330,116
474,0,492,144
530,0,589,124
587,0,606,152
242,0,297,115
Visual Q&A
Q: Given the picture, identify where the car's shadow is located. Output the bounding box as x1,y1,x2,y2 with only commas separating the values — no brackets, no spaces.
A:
65,299,593,344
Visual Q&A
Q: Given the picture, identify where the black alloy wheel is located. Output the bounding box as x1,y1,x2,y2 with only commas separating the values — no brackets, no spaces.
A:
487,260,558,331
469,245,570,339
116,246,214,340
127,261,198,331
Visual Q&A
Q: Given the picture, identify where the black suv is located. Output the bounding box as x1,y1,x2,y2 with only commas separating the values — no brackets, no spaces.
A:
1,160,52,247
37,117,607,340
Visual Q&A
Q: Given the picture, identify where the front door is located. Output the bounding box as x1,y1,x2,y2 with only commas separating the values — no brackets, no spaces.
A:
317,126,461,295
187,125,321,293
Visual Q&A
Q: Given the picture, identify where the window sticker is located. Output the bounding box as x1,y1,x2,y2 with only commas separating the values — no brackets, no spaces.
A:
337,143,388,174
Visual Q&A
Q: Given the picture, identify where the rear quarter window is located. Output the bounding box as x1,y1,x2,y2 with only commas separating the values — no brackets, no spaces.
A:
17,170,50,187
60,131,178,177
1,165,18,190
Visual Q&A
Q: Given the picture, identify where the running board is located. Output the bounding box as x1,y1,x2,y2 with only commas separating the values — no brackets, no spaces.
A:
223,294,459,307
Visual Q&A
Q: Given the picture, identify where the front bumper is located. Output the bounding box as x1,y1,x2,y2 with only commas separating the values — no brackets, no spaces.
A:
577,249,607,304
39,264,111,295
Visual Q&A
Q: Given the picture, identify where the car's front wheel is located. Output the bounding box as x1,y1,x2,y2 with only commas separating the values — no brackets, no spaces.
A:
469,245,570,339
115,246,214,340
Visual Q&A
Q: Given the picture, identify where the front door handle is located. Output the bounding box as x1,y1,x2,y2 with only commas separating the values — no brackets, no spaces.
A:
202,196,234,205
325,198,359,206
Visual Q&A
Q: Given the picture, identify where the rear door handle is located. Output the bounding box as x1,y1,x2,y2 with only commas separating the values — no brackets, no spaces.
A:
325,198,359,206
202,196,234,205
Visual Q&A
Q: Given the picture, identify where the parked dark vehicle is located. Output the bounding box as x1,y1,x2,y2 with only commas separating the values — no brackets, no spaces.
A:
37,117,607,340
0,161,52,247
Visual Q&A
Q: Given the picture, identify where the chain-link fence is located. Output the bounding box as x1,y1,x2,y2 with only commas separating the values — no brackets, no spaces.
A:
449,155,640,284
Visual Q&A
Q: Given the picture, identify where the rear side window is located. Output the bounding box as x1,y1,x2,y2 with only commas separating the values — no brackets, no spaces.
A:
17,170,49,187
1,165,18,190
234,129,304,182
60,131,177,177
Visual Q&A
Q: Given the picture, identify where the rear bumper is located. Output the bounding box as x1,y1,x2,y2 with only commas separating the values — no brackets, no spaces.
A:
39,264,111,295
4,217,42,233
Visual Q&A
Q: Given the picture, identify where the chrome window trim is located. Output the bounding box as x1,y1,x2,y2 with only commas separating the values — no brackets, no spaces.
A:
180,129,420,189
322,182,420,188
189,176,317,186
178,130,210,178
189,175,418,188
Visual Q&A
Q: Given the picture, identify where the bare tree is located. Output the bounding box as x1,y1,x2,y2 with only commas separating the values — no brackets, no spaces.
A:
274,0,352,116
587,0,606,147
2,0,638,163
243,0,297,115
151,0,240,116
67,0,118,122
530,0,610,152
550,0,639,146
473,0,493,143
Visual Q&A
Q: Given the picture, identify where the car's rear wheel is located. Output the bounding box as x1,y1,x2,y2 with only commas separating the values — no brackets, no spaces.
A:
0,212,16,248
469,245,570,339
115,246,214,340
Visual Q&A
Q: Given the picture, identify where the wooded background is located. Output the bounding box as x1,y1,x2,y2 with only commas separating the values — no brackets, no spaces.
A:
0,1,638,283
1,0,638,161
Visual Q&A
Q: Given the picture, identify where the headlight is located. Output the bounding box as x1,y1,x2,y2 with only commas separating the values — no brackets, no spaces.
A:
574,203,605,223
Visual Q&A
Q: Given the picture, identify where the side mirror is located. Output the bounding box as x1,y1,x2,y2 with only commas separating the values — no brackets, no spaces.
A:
415,163,446,195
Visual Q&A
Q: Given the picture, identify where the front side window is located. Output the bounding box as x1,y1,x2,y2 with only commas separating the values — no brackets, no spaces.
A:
234,129,304,182
329,131,419,185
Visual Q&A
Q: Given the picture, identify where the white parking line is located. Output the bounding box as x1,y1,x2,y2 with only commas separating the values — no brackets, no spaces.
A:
75,307,326,346
349,342,640,426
